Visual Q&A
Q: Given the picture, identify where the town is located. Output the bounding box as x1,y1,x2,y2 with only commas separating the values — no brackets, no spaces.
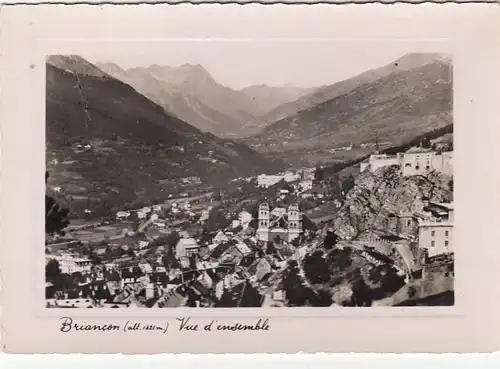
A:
45,138,454,308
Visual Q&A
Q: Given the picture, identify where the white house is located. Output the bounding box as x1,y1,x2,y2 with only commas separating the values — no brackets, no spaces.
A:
175,238,200,258
238,211,253,229
418,203,453,258
360,148,453,178
299,180,313,191
45,253,92,274
138,240,150,249
139,263,154,274
283,172,300,182
257,174,283,188
418,220,453,258
359,154,400,173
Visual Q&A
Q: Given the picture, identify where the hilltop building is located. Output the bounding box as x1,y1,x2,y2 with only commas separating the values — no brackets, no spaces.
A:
359,147,453,177
360,154,400,173
256,203,302,243
401,148,453,177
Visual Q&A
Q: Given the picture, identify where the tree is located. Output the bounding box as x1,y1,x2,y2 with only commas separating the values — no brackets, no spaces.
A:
266,241,277,255
421,136,432,149
105,246,113,258
46,259,61,278
327,248,353,275
314,166,325,183
310,289,333,307
45,172,70,236
205,208,231,232
350,276,373,307
132,266,144,278
282,261,311,306
408,285,418,299
341,174,356,195
324,230,339,249
303,250,331,284
166,231,181,250
302,214,317,232
162,248,181,269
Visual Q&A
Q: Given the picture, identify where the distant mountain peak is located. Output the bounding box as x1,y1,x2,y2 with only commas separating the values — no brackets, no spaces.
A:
96,61,126,74
392,52,452,69
47,55,111,79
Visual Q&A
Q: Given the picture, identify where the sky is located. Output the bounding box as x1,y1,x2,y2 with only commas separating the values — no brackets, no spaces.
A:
82,40,448,90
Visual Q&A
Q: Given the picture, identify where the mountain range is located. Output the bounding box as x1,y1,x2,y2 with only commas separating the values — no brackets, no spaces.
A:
240,53,451,136
247,54,452,155
46,55,279,217
46,52,453,216
96,62,313,136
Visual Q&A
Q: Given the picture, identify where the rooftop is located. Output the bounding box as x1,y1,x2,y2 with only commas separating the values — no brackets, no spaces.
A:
177,238,199,248
405,147,434,154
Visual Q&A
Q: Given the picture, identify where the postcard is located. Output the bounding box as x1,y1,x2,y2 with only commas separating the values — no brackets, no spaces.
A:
1,3,499,353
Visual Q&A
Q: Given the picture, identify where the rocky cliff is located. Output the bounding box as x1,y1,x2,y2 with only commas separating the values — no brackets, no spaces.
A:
333,165,453,240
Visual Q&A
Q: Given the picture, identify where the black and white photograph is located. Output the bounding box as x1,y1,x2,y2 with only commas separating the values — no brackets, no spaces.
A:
44,45,454,309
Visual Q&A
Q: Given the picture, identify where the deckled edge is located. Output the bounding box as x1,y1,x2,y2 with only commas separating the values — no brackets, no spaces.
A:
0,2,4,353
1,1,500,6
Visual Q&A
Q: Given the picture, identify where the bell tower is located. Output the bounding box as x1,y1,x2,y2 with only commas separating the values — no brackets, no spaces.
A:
257,202,270,242
288,203,300,243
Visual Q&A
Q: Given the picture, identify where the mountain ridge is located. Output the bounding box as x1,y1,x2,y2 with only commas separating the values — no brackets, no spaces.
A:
97,62,263,135
46,56,279,218
249,58,452,152
240,53,452,136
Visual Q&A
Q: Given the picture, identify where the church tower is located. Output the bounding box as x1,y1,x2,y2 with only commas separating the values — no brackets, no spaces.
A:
287,203,300,243
257,202,270,242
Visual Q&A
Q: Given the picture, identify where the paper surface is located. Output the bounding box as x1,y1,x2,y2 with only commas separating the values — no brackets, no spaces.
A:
1,3,499,353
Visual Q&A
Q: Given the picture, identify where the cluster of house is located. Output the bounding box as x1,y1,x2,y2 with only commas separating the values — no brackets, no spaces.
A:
46,202,308,308
116,204,164,221
175,203,303,258
328,142,353,153
116,200,208,225
359,147,453,177
256,168,315,189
